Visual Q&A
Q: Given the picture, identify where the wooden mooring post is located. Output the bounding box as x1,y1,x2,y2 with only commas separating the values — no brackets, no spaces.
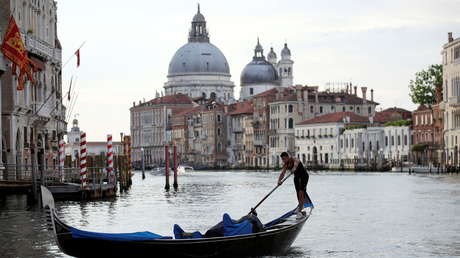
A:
173,145,178,189
165,145,170,190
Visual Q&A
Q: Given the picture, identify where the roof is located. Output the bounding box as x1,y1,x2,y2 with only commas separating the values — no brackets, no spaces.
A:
382,107,411,113
297,112,370,125
137,93,193,107
228,101,254,115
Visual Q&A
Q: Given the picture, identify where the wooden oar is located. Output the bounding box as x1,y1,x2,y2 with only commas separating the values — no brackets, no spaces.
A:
249,172,293,215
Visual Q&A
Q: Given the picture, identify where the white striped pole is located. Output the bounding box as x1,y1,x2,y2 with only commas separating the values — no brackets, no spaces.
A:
80,132,87,188
107,134,114,184
59,139,65,182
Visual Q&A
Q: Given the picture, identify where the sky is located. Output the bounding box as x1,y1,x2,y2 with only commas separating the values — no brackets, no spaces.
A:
57,0,460,141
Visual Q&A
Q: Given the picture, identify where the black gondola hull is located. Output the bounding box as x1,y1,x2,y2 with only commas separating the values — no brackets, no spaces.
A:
52,211,307,258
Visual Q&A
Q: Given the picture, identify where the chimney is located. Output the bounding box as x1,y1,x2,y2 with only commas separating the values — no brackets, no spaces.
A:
354,86,357,96
448,32,453,43
133,102,136,107
361,87,367,103
370,89,374,102
303,88,309,103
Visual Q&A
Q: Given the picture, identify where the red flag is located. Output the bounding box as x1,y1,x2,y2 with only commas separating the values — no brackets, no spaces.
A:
75,49,80,67
1,16,37,90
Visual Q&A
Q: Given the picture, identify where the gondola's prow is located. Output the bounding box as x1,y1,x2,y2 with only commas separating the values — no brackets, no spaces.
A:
41,186,60,248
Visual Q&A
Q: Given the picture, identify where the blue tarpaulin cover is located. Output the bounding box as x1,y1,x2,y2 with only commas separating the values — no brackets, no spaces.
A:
223,213,253,236
69,227,172,241
173,224,204,239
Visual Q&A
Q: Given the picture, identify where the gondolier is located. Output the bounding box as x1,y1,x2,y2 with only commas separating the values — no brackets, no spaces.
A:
278,152,310,219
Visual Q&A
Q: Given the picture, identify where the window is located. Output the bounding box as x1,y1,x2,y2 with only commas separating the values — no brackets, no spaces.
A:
351,138,354,148
310,106,314,113
455,46,460,60
404,135,408,145
250,88,254,95
217,115,221,122
398,135,401,145
288,118,294,129
391,136,395,146
320,106,323,113
368,107,371,114
342,106,346,112
288,105,293,113
357,107,360,113
217,128,221,136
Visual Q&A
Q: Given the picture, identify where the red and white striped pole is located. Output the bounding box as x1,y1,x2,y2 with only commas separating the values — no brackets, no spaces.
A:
106,134,114,185
80,132,87,188
59,139,65,182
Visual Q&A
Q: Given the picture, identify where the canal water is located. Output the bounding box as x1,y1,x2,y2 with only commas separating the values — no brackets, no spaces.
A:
1,171,459,257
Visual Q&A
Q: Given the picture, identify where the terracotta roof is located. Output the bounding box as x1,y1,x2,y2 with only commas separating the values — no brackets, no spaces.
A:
382,107,411,113
414,105,430,111
297,112,370,125
228,101,254,115
138,93,193,107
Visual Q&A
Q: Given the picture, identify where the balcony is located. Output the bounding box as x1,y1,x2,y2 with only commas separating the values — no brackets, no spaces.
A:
253,139,264,146
22,32,61,63
449,96,460,106
232,127,244,133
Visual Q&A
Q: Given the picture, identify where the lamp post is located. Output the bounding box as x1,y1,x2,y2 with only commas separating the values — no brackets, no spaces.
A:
141,147,145,180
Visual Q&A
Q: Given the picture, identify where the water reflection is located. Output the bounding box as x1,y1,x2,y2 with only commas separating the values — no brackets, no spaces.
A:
1,172,460,257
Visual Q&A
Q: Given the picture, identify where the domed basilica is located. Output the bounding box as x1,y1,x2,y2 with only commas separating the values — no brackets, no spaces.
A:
163,6,294,103
164,5,235,103
239,39,294,100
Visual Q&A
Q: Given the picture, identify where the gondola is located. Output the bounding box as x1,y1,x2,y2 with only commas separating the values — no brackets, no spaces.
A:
41,186,312,258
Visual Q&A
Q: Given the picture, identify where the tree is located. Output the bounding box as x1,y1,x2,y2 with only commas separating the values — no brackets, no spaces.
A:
408,64,443,105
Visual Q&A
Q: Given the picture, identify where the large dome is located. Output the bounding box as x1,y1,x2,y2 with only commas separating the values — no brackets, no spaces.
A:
241,59,279,86
168,42,230,77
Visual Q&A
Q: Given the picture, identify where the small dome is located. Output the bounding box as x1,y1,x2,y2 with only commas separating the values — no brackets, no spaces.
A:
281,43,291,57
168,42,230,76
193,12,205,22
240,59,279,86
267,47,277,60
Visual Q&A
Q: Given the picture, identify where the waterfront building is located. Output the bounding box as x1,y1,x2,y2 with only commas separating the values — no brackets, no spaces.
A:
295,112,370,167
227,101,253,168
239,40,293,100
164,6,235,103
0,1,65,180
266,84,378,167
412,105,434,165
441,32,460,166
130,94,194,167
181,102,229,168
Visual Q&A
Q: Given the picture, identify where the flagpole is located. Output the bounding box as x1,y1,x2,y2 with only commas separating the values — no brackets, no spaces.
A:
62,41,86,69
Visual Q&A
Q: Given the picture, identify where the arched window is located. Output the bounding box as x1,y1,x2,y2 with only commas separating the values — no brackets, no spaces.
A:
342,106,346,112
210,92,216,99
319,106,323,113
310,106,314,113
217,128,221,136
288,105,293,113
288,118,294,129
202,92,206,98
357,107,360,113
368,107,372,114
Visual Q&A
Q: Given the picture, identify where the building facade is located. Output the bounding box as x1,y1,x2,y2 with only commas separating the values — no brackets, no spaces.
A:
441,32,460,166
130,94,194,168
1,0,66,180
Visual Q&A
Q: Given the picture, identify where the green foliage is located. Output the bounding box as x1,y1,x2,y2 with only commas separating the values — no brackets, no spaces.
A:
344,125,367,131
411,144,428,152
408,64,443,105
384,120,412,127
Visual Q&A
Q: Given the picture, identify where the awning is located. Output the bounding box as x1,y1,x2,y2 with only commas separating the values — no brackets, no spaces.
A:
29,56,46,71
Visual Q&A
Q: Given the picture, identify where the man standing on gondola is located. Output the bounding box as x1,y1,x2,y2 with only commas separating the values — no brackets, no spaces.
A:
277,152,310,219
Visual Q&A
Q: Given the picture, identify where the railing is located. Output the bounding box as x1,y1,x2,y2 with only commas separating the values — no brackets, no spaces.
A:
21,32,62,63
1,164,110,186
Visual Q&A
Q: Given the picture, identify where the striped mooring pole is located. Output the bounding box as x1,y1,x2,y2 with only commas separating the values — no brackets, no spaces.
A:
59,139,65,182
80,132,87,189
106,134,114,185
